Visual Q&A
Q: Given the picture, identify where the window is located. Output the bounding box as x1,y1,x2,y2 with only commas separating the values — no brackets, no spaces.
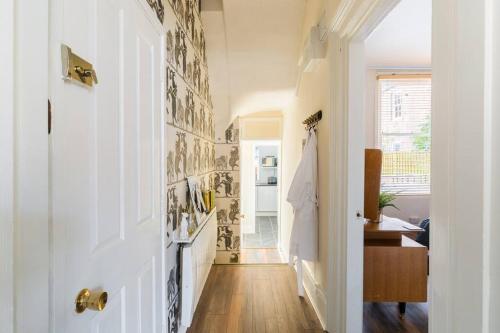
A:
391,91,403,119
378,74,431,194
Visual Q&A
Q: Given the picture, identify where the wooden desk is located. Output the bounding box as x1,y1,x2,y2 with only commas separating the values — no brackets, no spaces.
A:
364,217,427,315
364,216,423,243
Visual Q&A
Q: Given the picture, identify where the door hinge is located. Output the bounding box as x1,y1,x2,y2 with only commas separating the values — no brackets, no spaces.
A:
48,99,52,134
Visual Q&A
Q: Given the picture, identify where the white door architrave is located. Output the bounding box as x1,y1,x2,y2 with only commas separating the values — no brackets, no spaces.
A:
1,0,50,332
325,1,401,332
326,0,500,332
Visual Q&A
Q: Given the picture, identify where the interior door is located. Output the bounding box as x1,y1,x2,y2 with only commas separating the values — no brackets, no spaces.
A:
50,0,163,331
240,140,256,234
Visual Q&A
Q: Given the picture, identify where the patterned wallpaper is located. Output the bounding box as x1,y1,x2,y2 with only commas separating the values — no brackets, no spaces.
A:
145,0,241,329
215,122,241,264
150,0,215,331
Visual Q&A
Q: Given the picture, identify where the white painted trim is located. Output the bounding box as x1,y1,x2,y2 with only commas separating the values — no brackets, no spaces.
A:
367,66,432,71
329,0,356,33
331,0,400,39
484,3,500,332
374,74,382,148
326,2,405,332
14,0,50,331
160,32,168,333
0,0,15,331
133,0,165,35
482,1,492,329
302,263,327,329
345,40,366,333
326,32,349,333
428,0,456,331
430,0,499,331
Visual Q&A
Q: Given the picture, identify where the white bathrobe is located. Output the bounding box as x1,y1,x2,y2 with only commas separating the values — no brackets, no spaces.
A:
287,129,318,295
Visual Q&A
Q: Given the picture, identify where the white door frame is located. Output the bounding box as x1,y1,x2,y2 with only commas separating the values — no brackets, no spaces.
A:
0,0,16,331
0,0,50,331
431,0,498,331
327,1,499,332
240,139,282,250
325,1,401,332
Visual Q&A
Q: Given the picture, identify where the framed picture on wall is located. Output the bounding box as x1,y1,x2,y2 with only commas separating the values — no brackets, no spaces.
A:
187,176,207,226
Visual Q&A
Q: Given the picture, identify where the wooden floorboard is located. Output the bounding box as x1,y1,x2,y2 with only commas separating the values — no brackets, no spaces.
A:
187,265,324,333
363,302,428,333
188,264,427,333
239,248,286,264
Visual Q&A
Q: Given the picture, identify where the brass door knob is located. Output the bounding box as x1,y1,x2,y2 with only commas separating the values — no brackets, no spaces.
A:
75,289,108,314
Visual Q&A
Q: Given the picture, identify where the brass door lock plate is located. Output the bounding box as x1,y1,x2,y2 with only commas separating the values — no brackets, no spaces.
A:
61,44,98,87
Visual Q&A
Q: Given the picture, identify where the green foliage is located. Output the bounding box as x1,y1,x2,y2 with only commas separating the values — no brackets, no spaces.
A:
413,116,431,151
379,191,399,210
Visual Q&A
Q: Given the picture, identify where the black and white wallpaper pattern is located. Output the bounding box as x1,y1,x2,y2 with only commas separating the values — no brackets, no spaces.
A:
145,0,242,327
145,0,215,331
215,122,241,264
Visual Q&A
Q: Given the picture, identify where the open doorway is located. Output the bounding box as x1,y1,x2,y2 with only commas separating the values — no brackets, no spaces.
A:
361,0,431,331
240,140,285,264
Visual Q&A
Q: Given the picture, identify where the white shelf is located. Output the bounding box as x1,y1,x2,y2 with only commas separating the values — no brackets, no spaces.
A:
173,208,216,245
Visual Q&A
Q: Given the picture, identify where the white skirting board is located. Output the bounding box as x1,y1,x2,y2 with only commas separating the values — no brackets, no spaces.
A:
301,262,327,330
178,209,217,328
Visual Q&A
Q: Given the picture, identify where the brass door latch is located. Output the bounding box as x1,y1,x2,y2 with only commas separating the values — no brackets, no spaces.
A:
75,288,108,314
74,65,98,84
61,44,98,87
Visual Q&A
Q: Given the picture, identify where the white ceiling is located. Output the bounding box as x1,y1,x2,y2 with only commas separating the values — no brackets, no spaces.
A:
203,0,305,127
365,0,431,68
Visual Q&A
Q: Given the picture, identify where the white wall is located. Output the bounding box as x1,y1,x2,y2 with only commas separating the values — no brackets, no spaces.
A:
280,0,330,326
239,113,282,140
255,145,278,184
431,0,500,331
203,9,233,136
364,0,431,68
364,69,430,223
383,195,429,223
219,0,304,119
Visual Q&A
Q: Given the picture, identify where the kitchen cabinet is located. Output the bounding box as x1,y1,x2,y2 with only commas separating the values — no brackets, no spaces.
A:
256,185,278,212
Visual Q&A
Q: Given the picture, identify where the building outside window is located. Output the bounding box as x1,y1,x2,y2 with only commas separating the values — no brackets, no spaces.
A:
378,74,431,194
391,91,403,119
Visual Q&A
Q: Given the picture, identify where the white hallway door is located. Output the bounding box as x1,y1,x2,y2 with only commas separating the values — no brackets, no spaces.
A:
50,0,163,331
240,141,256,234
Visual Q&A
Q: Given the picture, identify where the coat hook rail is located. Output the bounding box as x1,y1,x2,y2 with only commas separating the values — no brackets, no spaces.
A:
302,110,322,129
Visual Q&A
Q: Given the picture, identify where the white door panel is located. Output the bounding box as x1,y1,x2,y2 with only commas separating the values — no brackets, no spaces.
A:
51,0,163,331
91,288,126,333
240,141,256,233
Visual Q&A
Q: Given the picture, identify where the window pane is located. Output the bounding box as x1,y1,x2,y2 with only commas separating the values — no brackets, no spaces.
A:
378,77,431,194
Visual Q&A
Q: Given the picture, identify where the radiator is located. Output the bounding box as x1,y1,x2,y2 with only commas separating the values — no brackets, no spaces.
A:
179,209,217,328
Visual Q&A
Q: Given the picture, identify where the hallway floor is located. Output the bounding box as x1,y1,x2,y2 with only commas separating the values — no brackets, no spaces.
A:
239,248,286,264
187,265,324,333
363,302,428,333
242,216,279,248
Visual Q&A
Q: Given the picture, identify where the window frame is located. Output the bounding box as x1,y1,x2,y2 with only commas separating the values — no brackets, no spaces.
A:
375,72,432,196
